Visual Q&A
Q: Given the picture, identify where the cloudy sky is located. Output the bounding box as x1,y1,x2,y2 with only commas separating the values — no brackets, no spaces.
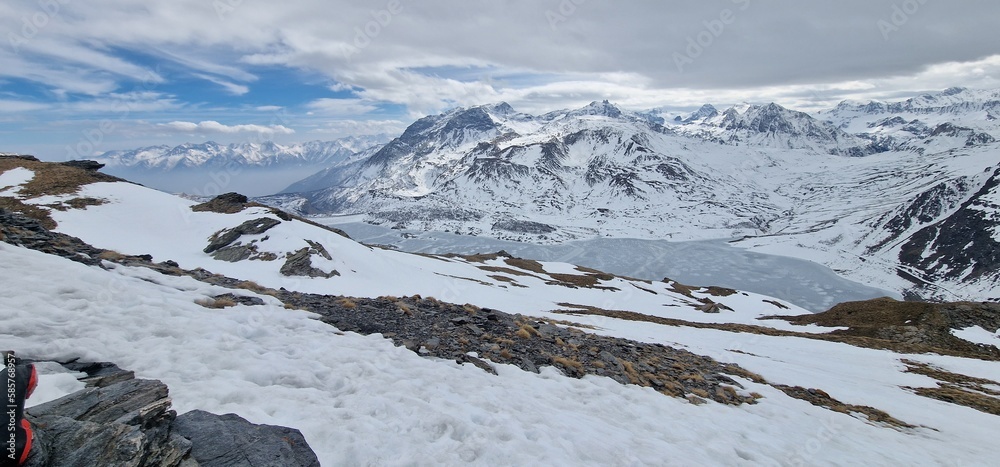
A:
2,0,998,160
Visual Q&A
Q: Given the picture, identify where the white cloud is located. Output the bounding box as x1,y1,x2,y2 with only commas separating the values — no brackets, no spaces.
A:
158,121,295,135
306,119,407,139
0,100,50,113
194,74,250,96
3,0,1000,138
305,98,378,116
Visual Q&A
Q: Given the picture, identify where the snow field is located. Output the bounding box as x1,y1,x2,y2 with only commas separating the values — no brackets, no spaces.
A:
4,243,998,465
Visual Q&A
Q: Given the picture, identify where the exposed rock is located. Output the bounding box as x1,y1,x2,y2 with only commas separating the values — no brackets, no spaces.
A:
172,410,320,467
211,293,266,307
492,219,556,234
283,293,761,405
0,154,40,162
61,360,136,388
25,378,193,467
60,160,105,171
0,209,105,265
22,362,321,467
204,218,281,254
280,246,339,278
898,166,1000,298
210,244,254,262
192,193,250,214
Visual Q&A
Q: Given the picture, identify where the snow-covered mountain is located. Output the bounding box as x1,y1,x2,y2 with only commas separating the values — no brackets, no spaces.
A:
94,136,390,196
270,89,1000,302
3,157,1000,465
97,136,390,170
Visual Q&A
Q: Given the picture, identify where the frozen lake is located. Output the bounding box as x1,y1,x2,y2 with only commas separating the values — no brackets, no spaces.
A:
320,218,899,312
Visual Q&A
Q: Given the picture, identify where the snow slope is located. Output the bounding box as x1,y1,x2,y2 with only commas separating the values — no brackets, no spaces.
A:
41,179,810,325
2,234,999,465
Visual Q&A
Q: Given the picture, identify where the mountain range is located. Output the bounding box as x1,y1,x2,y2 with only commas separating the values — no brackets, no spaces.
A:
93,135,390,196
99,88,1000,302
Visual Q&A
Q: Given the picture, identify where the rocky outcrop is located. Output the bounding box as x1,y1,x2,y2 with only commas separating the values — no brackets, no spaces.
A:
279,241,339,278
172,411,320,467
0,209,106,266
279,293,761,405
204,218,281,254
898,166,1000,299
60,160,106,171
24,378,193,467
21,361,320,467
191,193,250,214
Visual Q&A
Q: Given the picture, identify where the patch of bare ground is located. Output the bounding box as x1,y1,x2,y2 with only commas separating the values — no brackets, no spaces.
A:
556,302,1000,361
773,385,917,429
0,158,123,228
764,298,1000,360
902,359,1000,416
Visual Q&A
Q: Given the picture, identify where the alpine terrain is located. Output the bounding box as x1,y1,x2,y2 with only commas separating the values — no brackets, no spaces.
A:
263,88,1000,303
3,155,1000,465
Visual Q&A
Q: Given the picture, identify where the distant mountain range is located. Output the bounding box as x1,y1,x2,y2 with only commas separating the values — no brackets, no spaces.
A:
93,135,391,196
257,87,1000,302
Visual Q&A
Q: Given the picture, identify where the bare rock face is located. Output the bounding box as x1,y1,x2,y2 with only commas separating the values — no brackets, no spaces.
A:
172,410,320,467
60,160,106,171
204,218,281,254
21,362,321,467
279,240,339,278
24,378,194,467
191,193,250,214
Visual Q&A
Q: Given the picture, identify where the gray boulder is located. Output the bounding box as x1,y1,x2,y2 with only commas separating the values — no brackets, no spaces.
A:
172,410,320,467
21,362,322,467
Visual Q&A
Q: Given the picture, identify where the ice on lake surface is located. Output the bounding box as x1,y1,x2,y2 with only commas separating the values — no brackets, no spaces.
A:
321,219,899,312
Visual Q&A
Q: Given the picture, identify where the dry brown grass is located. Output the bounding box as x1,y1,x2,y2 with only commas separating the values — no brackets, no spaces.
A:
235,280,270,294
551,356,583,369
97,250,126,261
504,257,547,274
702,286,738,297
902,360,1000,415
196,296,237,309
1,159,123,228
338,297,358,309
478,265,542,278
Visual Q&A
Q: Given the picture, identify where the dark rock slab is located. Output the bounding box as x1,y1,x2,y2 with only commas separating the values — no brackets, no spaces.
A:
60,160,105,171
173,410,320,467
204,218,281,254
280,245,339,278
25,378,193,467
192,193,250,214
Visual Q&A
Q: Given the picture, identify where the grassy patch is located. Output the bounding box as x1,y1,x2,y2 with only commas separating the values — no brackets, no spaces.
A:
196,296,237,309
902,359,1000,415
504,257,547,274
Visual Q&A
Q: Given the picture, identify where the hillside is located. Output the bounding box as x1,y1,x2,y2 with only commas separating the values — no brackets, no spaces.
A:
2,157,1000,465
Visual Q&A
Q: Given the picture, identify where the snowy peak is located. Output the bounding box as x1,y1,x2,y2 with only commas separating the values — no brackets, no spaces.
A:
565,100,624,119
682,104,719,123
678,102,875,156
